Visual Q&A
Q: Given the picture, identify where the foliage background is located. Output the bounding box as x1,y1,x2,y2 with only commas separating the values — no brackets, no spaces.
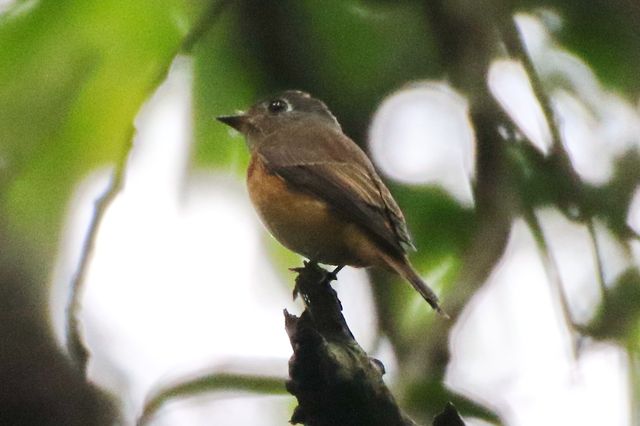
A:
1,0,639,425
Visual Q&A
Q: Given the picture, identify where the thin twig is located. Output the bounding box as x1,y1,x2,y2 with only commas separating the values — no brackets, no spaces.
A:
498,15,563,151
523,208,579,359
628,348,640,426
65,134,132,372
586,219,608,298
138,373,287,426
499,13,595,358
499,13,586,217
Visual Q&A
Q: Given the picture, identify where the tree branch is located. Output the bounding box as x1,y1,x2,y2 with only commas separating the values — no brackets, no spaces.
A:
285,261,464,426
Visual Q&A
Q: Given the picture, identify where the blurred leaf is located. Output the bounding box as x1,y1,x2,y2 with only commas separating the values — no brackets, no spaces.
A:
279,0,439,109
584,152,640,240
404,380,499,425
585,268,640,346
191,1,263,171
392,185,476,267
517,0,640,94
376,186,476,335
554,0,640,94
139,372,287,425
0,0,202,256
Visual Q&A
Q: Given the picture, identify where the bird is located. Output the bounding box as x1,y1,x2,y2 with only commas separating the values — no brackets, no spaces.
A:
217,90,445,315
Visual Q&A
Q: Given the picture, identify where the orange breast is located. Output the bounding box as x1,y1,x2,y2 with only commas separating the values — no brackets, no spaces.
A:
246,155,381,267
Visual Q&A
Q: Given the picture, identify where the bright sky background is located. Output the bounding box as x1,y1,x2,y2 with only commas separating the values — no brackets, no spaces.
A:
49,13,639,426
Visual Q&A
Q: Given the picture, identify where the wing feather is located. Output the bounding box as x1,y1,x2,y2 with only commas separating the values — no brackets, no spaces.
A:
256,123,414,255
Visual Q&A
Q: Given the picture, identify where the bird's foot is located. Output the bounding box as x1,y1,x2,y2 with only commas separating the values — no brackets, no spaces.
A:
290,262,344,300
325,265,345,282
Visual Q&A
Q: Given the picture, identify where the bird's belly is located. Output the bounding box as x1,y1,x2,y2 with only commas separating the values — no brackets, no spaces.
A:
247,157,377,266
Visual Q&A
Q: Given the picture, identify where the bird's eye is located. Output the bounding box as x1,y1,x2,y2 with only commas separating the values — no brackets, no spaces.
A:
267,99,289,114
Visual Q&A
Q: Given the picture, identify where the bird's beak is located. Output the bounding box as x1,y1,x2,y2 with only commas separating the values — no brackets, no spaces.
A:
216,113,248,132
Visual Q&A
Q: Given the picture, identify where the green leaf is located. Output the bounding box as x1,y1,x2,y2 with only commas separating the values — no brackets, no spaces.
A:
585,268,640,346
191,2,263,171
0,0,198,256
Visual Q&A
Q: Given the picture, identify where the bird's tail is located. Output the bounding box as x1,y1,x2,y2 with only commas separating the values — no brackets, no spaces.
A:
383,255,449,318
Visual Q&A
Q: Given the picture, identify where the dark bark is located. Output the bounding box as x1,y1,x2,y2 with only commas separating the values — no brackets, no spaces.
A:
284,261,465,426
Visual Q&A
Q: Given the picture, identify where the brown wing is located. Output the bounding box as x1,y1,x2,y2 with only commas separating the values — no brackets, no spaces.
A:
256,122,415,256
